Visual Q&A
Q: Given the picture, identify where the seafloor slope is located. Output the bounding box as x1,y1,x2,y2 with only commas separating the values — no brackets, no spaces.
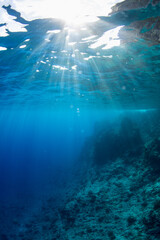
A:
5,111,160,240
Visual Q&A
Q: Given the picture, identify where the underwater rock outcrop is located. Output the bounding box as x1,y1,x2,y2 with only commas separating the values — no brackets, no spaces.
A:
145,137,160,171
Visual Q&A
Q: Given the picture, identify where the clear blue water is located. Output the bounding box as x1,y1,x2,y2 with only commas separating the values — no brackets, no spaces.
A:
0,2,160,239
0,108,119,199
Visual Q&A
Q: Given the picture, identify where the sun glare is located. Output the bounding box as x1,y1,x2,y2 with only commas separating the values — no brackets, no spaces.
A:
44,0,98,25
7,0,123,26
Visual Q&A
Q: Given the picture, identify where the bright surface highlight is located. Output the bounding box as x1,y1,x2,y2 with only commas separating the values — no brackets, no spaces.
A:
0,0,122,25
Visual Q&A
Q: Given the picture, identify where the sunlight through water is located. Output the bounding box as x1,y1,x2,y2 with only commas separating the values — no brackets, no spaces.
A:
0,0,160,109
0,0,122,25
1,0,160,238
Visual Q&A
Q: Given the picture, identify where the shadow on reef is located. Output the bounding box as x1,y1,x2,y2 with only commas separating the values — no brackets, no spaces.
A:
50,111,160,240
145,137,160,172
94,117,143,166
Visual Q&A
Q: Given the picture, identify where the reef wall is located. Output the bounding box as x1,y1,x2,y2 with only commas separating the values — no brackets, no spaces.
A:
10,111,160,240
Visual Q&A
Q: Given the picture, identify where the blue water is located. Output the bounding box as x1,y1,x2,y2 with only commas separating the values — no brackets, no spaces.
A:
0,107,121,238
0,107,119,196
0,2,160,239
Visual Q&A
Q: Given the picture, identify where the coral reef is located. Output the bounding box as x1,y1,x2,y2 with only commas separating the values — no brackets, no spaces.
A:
2,113,160,240
21,157,160,240
9,114,160,240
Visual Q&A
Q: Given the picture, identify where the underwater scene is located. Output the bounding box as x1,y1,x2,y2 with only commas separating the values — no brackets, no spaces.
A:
0,0,160,239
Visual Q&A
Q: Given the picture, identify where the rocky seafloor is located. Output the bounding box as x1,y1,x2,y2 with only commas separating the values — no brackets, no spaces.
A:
2,111,160,240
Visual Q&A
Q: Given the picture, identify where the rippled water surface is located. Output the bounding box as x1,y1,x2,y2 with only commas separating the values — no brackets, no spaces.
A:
0,1,160,109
